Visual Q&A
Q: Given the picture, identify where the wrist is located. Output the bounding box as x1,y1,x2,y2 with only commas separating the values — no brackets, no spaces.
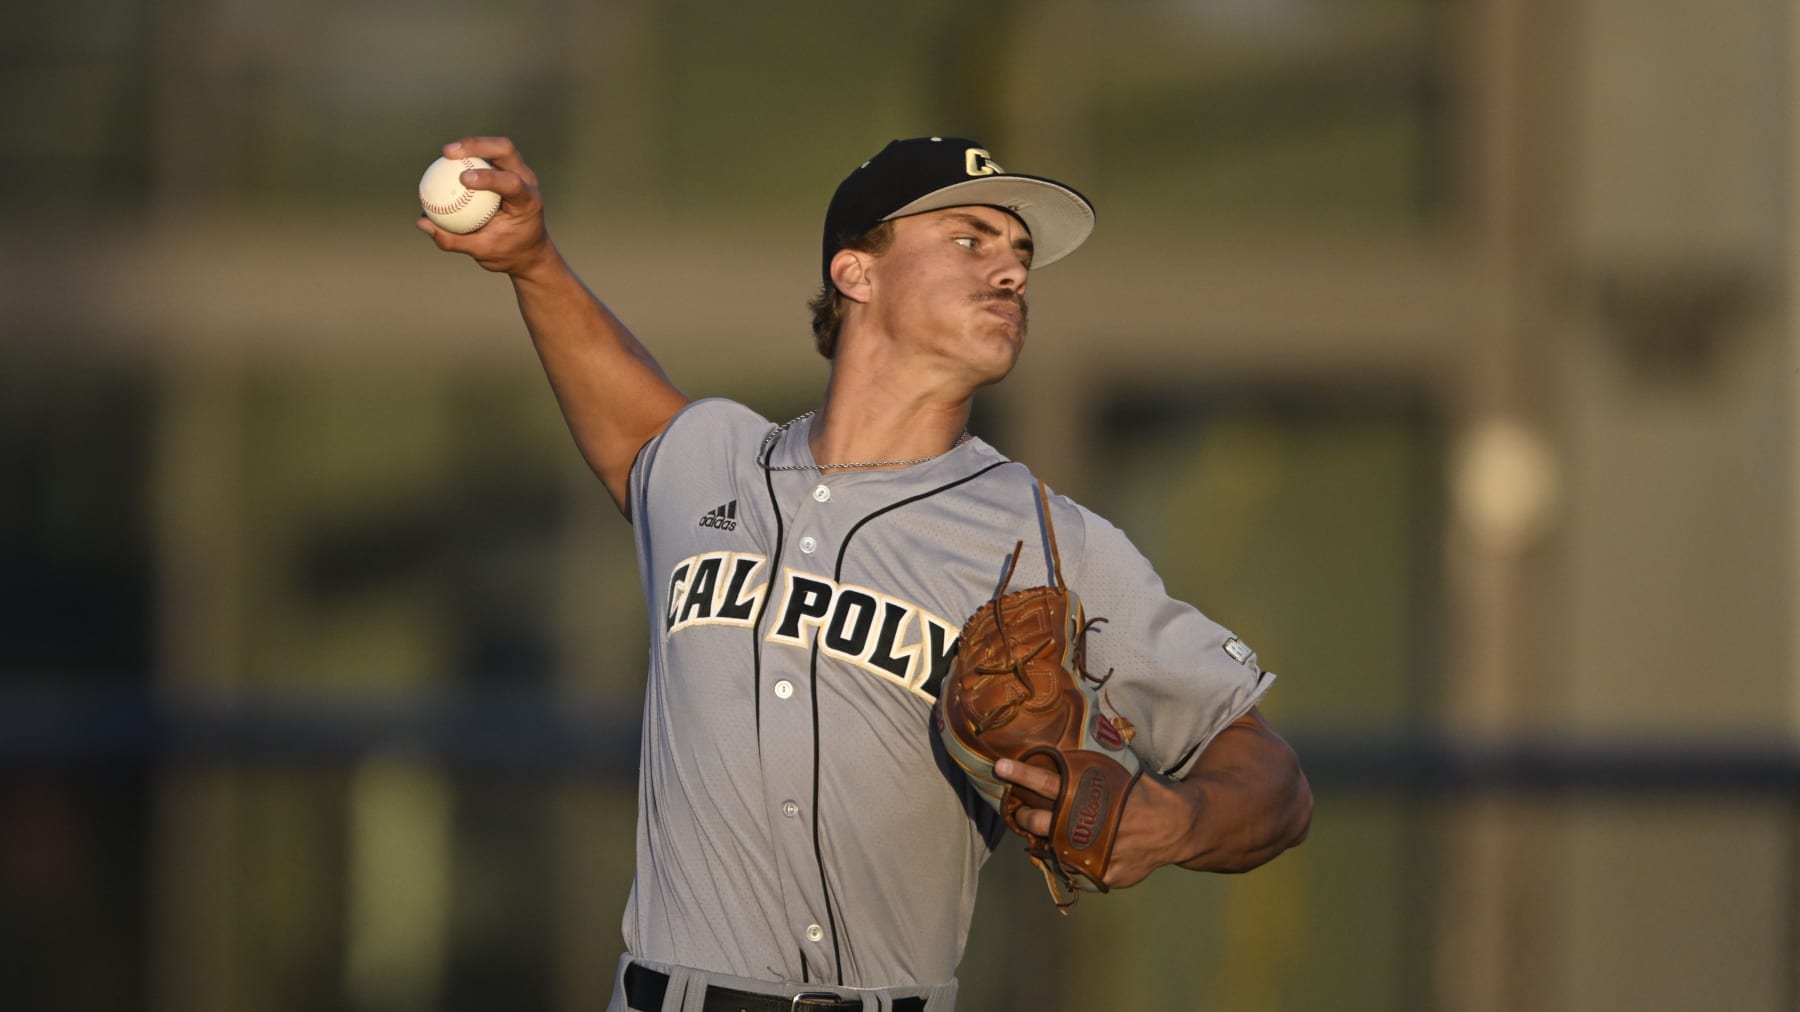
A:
509,237,564,285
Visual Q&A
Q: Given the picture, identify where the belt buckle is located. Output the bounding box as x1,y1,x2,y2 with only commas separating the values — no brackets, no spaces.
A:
790,991,846,1011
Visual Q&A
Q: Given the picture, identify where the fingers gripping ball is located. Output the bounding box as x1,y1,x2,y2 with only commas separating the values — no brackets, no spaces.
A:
935,481,1144,911
419,156,501,234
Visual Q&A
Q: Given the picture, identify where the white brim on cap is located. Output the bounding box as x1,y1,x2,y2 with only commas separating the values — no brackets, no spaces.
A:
881,176,1096,270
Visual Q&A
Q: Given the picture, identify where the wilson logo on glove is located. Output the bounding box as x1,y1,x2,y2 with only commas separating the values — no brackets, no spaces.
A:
1068,768,1109,849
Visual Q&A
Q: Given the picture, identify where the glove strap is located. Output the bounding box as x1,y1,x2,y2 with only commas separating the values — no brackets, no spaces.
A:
1005,746,1144,910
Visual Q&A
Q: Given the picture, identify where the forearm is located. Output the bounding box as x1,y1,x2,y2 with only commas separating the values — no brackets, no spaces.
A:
1171,710,1312,873
511,249,689,513
418,137,690,515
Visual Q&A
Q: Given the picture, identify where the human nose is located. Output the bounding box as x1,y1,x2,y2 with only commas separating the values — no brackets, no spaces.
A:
990,250,1029,292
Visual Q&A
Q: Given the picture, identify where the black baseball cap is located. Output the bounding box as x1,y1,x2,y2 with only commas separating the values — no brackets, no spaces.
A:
821,136,1095,285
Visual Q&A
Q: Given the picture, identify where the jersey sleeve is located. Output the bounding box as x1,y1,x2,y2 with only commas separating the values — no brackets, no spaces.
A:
1062,505,1275,780
627,397,767,521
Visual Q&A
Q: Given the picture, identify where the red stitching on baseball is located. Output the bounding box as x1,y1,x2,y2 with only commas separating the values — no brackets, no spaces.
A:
421,158,488,216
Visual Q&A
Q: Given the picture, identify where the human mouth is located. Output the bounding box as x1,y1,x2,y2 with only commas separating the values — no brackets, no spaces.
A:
978,294,1026,330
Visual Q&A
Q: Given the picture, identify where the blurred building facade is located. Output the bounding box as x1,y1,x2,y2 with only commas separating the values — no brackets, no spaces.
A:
2,1,1795,1010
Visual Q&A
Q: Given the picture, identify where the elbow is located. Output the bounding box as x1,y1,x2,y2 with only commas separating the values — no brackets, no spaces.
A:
1237,767,1315,873
1235,706,1312,855
1271,727,1314,852
1287,768,1314,849
1177,715,1313,874
1195,762,1315,876
1272,739,1314,852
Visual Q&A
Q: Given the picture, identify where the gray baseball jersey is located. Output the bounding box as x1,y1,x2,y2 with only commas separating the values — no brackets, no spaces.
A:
611,398,1273,1005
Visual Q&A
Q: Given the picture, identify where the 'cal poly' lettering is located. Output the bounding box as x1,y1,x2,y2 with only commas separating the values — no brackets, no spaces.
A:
767,569,957,700
665,556,957,700
667,552,767,632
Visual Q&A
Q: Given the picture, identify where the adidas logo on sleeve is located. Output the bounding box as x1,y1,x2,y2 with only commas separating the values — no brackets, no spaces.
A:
698,500,738,531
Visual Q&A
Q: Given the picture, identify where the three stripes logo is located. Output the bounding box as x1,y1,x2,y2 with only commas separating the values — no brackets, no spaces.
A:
698,500,738,532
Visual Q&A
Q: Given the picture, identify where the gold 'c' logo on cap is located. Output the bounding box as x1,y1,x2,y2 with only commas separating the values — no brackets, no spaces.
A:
965,148,1003,177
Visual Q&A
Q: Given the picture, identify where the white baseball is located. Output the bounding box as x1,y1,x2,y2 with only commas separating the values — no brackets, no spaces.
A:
419,156,502,234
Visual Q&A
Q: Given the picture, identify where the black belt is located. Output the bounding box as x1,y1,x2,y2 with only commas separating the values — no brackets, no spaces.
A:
625,961,926,1012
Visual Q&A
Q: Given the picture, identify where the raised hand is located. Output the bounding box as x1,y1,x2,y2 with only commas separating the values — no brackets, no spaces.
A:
416,136,556,279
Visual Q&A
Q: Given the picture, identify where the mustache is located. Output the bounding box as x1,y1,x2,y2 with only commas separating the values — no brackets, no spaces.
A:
972,290,1028,323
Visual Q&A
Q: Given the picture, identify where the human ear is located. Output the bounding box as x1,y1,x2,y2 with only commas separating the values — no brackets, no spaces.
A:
829,249,874,304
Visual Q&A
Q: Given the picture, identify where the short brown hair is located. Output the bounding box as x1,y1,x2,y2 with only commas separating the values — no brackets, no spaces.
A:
807,220,896,359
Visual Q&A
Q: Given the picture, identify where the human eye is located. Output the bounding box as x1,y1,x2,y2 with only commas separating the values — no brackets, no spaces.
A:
953,235,978,250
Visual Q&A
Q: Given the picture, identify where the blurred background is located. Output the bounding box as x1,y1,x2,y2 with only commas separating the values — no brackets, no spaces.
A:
3,0,1796,1009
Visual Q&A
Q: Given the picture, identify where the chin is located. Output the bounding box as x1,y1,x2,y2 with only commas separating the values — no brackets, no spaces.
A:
975,342,1023,387
947,320,1024,386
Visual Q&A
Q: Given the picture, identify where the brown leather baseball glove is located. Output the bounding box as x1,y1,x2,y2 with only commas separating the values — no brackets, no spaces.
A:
935,481,1144,911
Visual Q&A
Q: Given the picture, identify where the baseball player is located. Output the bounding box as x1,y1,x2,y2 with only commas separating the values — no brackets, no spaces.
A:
420,135,1312,1012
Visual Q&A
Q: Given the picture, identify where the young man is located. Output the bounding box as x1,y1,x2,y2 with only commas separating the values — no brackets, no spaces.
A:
420,136,1312,1012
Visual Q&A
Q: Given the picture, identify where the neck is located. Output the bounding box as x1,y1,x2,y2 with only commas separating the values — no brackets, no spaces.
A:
807,373,973,471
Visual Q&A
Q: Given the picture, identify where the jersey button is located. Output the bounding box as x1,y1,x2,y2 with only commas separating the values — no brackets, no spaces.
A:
799,536,817,555
782,800,799,818
774,679,794,699
812,485,831,503
806,924,825,943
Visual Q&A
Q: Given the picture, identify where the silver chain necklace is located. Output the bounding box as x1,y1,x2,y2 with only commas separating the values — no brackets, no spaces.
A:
759,411,971,471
